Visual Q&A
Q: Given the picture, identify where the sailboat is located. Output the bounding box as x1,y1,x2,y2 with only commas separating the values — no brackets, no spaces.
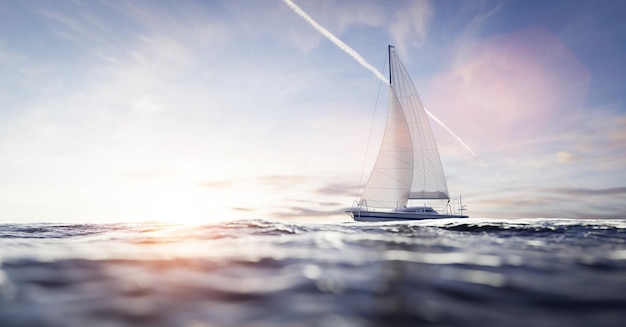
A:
347,46,468,222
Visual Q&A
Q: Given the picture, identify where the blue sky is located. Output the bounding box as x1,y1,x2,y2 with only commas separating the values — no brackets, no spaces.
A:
1,0,625,223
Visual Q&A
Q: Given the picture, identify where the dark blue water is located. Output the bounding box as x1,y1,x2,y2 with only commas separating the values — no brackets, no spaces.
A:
0,218,625,327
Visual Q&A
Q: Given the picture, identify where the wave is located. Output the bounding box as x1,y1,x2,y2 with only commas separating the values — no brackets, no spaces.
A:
1,218,625,326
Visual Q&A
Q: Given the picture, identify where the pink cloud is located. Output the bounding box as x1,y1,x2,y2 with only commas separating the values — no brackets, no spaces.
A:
427,26,590,154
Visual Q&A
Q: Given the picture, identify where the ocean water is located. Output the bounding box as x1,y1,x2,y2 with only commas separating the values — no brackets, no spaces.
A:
0,218,625,327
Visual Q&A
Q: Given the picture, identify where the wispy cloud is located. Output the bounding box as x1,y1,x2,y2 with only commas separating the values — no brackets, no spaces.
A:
271,206,346,219
232,207,253,212
258,175,310,185
390,0,433,56
469,184,626,219
572,109,626,170
544,187,626,197
119,170,181,179
39,10,88,42
198,181,232,189
556,151,581,163
315,183,358,196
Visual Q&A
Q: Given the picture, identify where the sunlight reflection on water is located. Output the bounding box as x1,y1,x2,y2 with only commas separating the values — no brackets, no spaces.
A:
0,219,625,327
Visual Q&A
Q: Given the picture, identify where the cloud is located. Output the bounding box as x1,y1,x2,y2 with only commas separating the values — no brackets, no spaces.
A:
198,181,232,189
315,183,358,196
544,187,626,197
258,175,310,185
571,110,626,170
39,8,95,43
232,207,253,212
119,170,181,179
198,175,319,196
332,1,385,32
390,0,433,55
292,198,343,207
468,184,626,219
556,151,581,163
271,206,346,219
609,118,626,143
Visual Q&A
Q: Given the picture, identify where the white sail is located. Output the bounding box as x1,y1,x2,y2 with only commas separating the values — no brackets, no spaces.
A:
361,46,449,209
361,88,413,209
388,46,449,200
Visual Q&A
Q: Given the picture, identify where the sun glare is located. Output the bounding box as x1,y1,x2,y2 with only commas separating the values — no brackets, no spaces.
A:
126,184,234,225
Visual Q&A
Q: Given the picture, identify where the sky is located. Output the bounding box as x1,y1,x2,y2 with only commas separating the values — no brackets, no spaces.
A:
1,0,625,223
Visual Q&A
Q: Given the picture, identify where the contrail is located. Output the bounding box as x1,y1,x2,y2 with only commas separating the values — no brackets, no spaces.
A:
282,0,388,83
283,0,476,156
425,108,477,156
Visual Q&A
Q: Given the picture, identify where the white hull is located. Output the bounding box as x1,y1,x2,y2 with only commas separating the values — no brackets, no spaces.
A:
346,209,468,222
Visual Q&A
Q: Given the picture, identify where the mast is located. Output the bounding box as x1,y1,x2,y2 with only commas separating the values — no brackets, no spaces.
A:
388,45,394,85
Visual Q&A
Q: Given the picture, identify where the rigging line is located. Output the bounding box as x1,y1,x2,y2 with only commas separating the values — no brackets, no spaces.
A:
356,51,388,199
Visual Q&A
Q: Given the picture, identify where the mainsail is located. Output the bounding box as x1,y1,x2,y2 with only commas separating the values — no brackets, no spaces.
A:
361,46,449,209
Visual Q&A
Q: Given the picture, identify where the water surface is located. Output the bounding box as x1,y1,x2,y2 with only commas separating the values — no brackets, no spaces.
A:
1,218,625,326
